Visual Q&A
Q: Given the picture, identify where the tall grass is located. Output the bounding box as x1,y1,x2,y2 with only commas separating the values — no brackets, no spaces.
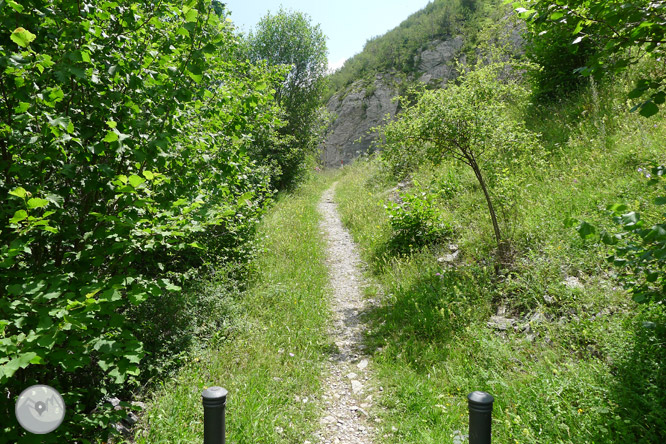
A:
334,74,666,442
132,171,340,443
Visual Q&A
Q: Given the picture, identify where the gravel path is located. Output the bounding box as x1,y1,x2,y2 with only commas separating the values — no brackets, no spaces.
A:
314,183,380,444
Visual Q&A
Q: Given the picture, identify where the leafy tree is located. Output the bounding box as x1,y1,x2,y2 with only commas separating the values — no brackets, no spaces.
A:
379,62,540,261
0,0,283,440
245,8,328,188
513,0,666,116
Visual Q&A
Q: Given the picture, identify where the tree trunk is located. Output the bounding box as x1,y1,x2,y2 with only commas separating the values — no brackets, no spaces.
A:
468,157,503,252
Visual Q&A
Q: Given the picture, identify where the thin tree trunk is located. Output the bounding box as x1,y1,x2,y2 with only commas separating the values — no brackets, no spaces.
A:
468,157,502,250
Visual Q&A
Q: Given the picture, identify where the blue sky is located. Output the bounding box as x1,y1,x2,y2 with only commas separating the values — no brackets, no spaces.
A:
225,0,434,71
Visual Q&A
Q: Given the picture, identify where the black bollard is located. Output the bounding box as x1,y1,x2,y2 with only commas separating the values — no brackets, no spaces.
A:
202,386,228,444
467,391,494,444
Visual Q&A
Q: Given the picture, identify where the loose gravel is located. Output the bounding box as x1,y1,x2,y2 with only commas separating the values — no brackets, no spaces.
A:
313,183,381,444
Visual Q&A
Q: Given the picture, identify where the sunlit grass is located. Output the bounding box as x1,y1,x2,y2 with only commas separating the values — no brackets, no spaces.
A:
133,170,340,443
334,76,666,443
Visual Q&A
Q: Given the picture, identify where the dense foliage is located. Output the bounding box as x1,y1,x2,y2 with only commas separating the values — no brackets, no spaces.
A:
379,62,541,257
245,8,328,189
514,0,666,115
384,182,453,252
0,0,288,441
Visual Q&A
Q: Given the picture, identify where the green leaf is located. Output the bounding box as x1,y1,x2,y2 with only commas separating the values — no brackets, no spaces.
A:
1,352,38,379
607,203,629,214
27,198,49,209
576,221,596,239
128,174,145,188
9,210,28,224
106,120,117,129
142,170,154,180
103,130,119,143
628,87,646,99
7,1,24,13
187,71,202,83
238,191,254,206
655,196,666,205
183,6,199,22
10,27,36,48
620,212,640,226
9,187,27,199
639,101,659,118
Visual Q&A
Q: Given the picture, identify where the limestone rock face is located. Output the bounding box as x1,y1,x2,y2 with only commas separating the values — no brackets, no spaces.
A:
416,36,465,85
321,75,399,168
321,36,466,168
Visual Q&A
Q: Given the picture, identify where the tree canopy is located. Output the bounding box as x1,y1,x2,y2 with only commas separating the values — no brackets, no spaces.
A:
245,8,328,188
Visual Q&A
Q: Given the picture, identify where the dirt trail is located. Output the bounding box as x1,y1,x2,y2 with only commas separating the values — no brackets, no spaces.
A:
314,182,381,444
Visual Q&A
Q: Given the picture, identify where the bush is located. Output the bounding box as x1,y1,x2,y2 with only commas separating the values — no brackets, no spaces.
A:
384,182,452,252
0,1,283,441
573,165,666,304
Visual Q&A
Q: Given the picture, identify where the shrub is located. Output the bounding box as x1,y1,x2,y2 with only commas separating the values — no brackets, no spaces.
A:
0,1,283,440
384,182,452,252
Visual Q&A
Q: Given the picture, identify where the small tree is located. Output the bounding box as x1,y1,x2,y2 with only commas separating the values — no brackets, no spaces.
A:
380,63,539,261
246,8,328,188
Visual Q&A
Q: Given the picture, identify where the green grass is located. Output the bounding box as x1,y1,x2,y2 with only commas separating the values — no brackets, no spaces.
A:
333,76,666,443
132,170,340,443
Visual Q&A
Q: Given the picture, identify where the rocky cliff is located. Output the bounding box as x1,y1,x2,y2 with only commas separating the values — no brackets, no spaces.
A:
321,36,467,168
321,11,524,168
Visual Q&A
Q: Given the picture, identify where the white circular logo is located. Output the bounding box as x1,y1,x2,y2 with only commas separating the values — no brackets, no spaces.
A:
15,385,66,434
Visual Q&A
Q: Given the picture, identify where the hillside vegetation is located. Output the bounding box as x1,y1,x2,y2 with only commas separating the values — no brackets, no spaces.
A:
328,0,666,442
325,0,506,101
0,1,328,441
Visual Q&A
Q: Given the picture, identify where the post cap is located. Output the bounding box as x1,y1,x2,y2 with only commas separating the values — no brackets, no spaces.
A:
467,391,494,412
202,386,228,407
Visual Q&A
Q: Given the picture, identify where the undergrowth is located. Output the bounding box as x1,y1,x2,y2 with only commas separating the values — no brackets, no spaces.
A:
334,74,666,443
132,170,340,443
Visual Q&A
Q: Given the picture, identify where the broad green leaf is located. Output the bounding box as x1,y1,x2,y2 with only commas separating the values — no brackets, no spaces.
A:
103,130,119,143
1,352,38,379
10,27,36,47
655,196,666,205
188,71,202,83
9,187,27,199
184,6,199,22
142,170,154,180
9,210,28,224
128,174,145,188
7,1,24,13
14,102,30,113
27,198,49,209
238,191,254,206
639,101,659,118
106,120,117,129
620,212,640,226
628,87,646,99
576,221,596,239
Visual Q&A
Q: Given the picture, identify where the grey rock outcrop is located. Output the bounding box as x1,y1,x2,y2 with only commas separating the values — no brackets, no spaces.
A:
321,36,467,168
322,75,399,168
416,36,465,85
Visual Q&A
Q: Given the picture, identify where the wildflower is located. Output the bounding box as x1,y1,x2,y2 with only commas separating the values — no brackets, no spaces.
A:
435,273,441,276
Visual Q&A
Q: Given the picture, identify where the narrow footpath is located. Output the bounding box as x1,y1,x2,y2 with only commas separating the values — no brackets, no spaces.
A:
314,183,381,444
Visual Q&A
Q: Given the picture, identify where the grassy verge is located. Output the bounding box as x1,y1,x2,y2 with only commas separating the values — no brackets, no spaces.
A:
132,171,339,443
334,79,666,443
